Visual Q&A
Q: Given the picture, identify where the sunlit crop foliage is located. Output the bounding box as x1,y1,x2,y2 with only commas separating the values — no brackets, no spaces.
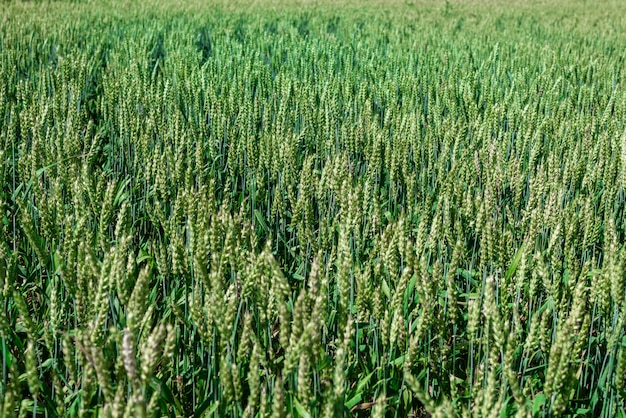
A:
1,0,626,416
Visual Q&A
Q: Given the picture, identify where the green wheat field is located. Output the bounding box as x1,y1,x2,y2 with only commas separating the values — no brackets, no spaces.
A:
1,0,626,416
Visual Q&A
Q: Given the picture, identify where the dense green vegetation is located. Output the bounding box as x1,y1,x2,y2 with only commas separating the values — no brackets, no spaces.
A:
1,1,626,416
